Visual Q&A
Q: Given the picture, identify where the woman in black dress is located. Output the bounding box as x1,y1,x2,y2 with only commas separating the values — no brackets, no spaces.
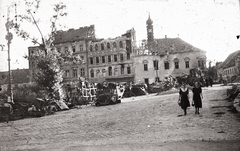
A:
192,81,203,114
178,82,190,115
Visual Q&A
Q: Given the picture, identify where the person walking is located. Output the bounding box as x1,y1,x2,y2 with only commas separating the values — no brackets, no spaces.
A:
178,82,190,115
192,81,203,114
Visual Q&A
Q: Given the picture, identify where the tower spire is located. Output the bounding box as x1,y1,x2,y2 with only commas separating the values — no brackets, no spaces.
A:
146,14,154,50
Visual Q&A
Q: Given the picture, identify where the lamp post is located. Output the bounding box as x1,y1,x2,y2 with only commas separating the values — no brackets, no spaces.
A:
4,4,16,103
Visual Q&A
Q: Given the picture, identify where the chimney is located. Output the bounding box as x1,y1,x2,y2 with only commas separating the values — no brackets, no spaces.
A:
165,35,167,39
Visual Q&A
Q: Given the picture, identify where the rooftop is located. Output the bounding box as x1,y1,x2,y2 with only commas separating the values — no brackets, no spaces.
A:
151,38,205,54
53,25,95,44
218,50,240,69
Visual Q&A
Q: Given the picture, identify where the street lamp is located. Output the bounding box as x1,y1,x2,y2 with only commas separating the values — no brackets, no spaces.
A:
3,3,17,103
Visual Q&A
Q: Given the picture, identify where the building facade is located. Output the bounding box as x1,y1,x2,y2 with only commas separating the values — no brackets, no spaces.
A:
28,25,136,85
87,29,136,83
27,16,207,86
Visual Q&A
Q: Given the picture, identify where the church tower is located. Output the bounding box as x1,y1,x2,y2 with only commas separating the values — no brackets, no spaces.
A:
146,14,154,50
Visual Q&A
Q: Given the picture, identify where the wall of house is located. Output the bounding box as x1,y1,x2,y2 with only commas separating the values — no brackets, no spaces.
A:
133,50,206,84
223,66,237,82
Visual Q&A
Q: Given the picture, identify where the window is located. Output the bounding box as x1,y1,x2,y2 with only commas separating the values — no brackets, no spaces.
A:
65,70,70,77
153,60,158,70
72,46,76,53
185,61,189,68
113,42,117,48
164,61,169,70
175,62,179,69
102,56,105,63
174,58,179,69
184,57,190,69
119,41,123,48
107,42,111,49
198,60,204,68
114,55,117,62
101,43,105,50
127,66,131,74
95,44,98,51
121,65,124,74
127,53,130,60
80,45,83,51
144,78,149,84
96,57,99,64
90,70,94,78
73,68,78,77
114,68,118,75
65,46,68,54
90,57,93,64
120,54,124,61
108,55,111,62
80,68,85,76
90,45,93,51
144,64,148,71
108,67,112,76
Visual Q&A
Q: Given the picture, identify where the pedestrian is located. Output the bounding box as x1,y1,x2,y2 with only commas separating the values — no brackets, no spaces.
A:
205,77,209,87
209,77,213,87
178,82,190,115
192,81,203,114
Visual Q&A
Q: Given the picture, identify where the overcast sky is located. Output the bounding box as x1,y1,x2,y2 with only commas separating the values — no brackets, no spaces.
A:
0,0,240,71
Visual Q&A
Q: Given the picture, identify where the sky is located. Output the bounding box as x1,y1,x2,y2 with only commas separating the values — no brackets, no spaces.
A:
0,0,240,71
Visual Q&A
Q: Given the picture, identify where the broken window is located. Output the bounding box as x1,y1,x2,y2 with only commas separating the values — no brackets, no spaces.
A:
95,44,98,51
101,43,105,50
119,41,123,48
90,57,93,64
107,42,111,49
114,55,117,62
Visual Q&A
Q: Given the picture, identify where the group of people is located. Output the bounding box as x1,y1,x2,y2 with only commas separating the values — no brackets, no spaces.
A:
178,81,203,115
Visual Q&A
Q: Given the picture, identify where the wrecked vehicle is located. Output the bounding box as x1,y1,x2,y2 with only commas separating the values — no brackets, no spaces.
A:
95,82,124,106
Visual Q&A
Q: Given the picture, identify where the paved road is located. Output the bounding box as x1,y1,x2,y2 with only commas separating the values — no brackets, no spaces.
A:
0,85,240,151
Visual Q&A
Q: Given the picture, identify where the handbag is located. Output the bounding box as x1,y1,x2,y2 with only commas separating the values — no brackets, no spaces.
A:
178,99,181,106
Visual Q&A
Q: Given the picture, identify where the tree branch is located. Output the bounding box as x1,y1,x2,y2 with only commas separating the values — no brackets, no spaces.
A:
28,10,46,54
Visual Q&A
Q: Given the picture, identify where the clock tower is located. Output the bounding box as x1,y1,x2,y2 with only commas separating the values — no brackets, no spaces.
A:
146,14,154,49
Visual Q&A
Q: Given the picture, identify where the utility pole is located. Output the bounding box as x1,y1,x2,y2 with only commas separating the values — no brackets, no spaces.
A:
4,3,16,103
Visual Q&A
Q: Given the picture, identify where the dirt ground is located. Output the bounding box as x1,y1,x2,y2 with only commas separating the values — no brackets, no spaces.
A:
0,85,240,151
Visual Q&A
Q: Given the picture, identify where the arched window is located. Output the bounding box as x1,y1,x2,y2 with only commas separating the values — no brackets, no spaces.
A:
174,58,179,69
113,42,117,48
95,44,98,51
107,42,111,49
119,41,123,48
164,61,169,70
108,66,112,76
184,57,190,68
143,60,148,71
101,43,105,50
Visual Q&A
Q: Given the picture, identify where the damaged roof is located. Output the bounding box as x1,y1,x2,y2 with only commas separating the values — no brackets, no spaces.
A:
53,25,95,44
